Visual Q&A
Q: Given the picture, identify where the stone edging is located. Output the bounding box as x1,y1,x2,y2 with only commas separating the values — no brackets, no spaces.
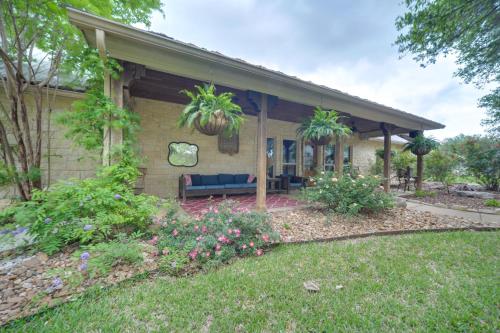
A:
404,198,500,215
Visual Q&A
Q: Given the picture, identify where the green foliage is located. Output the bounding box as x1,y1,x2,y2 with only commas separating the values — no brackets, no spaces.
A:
459,135,500,190
425,149,459,192
0,160,159,254
414,190,436,198
375,149,395,160
392,151,417,172
370,157,384,176
74,239,144,278
297,107,352,143
178,83,244,136
157,249,190,275
155,201,278,269
395,0,499,133
484,199,500,208
303,172,394,215
403,134,439,156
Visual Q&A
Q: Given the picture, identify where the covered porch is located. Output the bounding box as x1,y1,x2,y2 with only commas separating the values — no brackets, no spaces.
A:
68,8,444,211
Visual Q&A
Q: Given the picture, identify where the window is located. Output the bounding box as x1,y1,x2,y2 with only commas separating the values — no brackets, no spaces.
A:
324,144,352,171
168,142,198,167
282,139,297,176
303,143,315,174
267,138,275,177
324,144,335,171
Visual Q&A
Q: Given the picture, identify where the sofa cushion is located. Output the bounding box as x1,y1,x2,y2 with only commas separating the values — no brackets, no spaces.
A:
240,183,257,188
201,175,219,186
218,174,235,185
224,183,245,189
190,174,202,186
234,174,249,184
186,185,206,190
204,185,225,190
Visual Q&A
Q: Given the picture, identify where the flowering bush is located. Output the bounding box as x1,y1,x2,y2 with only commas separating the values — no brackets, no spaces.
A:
0,160,159,254
154,201,279,269
303,172,394,215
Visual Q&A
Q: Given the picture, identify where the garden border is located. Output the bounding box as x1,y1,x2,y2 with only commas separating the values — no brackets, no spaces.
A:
404,198,500,215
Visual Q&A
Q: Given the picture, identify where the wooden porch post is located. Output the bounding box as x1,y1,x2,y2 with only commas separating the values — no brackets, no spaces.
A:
381,123,392,193
334,136,344,177
96,29,123,166
256,94,268,212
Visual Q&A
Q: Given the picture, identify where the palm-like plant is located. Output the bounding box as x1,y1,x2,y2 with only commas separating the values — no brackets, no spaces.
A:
403,134,439,156
297,107,352,145
403,134,439,190
178,83,244,136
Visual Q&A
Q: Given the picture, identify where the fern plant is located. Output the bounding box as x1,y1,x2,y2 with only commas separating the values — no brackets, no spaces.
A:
297,107,352,145
178,83,244,136
403,135,439,156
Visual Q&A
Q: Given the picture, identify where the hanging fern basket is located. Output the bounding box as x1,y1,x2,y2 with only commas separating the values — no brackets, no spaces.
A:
193,113,229,136
309,136,332,146
411,146,432,156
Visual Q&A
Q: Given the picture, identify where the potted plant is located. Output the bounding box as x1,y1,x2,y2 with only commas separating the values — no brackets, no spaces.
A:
297,107,352,145
403,134,439,190
178,83,244,136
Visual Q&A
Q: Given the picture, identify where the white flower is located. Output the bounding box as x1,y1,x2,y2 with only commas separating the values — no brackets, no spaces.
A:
358,175,365,179
379,186,384,190
321,171,325,175
331,177,338,182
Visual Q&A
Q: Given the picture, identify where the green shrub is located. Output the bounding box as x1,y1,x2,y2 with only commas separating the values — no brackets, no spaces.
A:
392,151,416,172
0,160,159,254
154,201,279,268
414,190,436,198
73,238,145,279
484,199,500,207
425,149,458,192
303,172,394,215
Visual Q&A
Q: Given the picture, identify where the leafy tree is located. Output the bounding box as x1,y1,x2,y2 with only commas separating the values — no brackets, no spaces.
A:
0,0,163,200
459,135,500,190
395,0,500,135
425,149,458,193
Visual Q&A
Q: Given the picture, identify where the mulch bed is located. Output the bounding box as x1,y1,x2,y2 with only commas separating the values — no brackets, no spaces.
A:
270,207,499,243
402,191,496,210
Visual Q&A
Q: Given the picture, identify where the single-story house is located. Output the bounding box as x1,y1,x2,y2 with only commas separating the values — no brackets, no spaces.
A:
1,9,444,209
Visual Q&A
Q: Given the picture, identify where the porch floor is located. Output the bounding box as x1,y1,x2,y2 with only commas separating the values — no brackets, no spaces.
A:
180,194,304,216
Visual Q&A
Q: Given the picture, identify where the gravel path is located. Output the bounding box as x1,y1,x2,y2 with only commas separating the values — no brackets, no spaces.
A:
270,207,499,243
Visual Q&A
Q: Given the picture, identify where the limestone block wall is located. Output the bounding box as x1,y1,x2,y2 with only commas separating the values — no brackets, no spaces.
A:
134,98,301,198
0,90,99,198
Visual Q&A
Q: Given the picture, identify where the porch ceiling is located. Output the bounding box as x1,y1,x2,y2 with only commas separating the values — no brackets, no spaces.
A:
67,8,444,136
129,68,411,136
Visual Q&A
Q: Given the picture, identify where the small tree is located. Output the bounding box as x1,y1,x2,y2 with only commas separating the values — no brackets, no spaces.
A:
425,149,458,193
460,135,500,191
0,1,162,200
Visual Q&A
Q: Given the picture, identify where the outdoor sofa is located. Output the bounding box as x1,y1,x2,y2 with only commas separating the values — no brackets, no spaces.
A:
179,173,257,201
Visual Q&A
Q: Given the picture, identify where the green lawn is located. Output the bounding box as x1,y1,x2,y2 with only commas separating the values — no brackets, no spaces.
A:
4,231,499,332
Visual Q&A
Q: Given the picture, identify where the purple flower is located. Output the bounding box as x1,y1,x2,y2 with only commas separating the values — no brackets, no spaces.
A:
83,224,93,231
80,252,90,260
44,217,52,224
11,227,27,235
114,194,122,200
52,277,62,288
0,229,10,235
79,262,88,271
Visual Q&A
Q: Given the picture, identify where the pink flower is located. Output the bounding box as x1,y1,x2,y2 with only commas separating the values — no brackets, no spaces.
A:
209,217,214,222
234,229,241,237
241,244,247,250
151,250,159,257
227,228,233,235
249,241,255,248
205,251,211,257
196,236,203,242
162,248,170,256
256,249,264,256
172,229,178,237
227,218,233,223
148,235,159,246
194,225,199,232
195,216,201,221
262,234,270,242
202,225,208,233
215,243,222,251
188,249,198,260
213,208,219,214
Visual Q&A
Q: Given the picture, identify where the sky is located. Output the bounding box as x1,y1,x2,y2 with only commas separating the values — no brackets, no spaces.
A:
145,0,488,140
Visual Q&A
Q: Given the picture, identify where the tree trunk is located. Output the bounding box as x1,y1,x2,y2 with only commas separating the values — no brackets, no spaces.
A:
416,154,423,191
